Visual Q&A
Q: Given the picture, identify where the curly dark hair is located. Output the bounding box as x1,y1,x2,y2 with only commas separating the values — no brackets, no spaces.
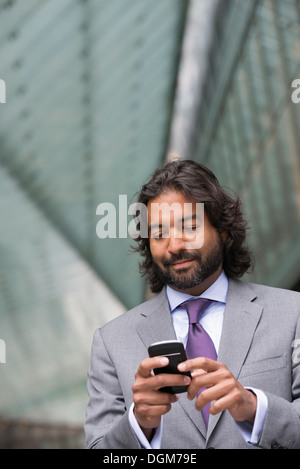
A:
132,159,253,293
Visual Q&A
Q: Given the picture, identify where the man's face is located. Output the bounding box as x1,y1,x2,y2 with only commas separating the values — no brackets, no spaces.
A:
147,190,224,295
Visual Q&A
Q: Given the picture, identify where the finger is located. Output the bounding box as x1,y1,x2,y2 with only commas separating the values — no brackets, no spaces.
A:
206,385,242,416
153,372,191,392
187,371,218,400
134,388,179,406
191,369,206,378
138,403,174,420
137,356,169,378
150,392,179,405
194,380,234,412
133,369,190,397
187,363,232,401
209,394,233,416
178,357,220,373
134,402,174,429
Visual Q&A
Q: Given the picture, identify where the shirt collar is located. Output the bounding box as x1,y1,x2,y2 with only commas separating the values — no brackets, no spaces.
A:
166,270,228,313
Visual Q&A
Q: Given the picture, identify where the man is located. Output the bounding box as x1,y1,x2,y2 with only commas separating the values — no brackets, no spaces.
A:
85,159,300,449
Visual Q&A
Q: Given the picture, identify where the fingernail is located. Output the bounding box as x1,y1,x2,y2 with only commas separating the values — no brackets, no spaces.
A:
178,363,186,371
184,376,191,384
160,357,168,365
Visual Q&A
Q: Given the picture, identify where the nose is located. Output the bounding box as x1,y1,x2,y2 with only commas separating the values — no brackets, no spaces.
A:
167,233,186,255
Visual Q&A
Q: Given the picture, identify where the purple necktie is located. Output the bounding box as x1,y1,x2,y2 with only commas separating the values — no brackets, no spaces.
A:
181,298,217,426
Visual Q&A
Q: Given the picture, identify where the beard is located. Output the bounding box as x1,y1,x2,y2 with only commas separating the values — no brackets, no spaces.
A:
152,233,223,291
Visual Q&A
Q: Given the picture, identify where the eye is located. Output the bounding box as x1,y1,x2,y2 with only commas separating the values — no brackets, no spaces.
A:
184,225,197,232
152,231,163,239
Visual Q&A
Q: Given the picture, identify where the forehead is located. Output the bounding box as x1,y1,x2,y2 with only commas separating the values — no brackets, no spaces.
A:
147,190,202,224
148,189,194,206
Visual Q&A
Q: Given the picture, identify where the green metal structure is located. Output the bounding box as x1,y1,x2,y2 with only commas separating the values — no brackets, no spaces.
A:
0,0,300,447
192,0,300,290
0,0,187,429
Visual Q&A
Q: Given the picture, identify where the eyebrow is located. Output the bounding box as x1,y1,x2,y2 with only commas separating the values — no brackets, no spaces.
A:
149,214,198,232
182,214,197,222
148,223,164,233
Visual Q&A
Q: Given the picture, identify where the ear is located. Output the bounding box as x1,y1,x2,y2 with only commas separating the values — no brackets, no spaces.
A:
221,230,228,243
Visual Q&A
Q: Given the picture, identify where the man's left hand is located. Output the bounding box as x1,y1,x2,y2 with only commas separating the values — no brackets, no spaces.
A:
178,357,257,424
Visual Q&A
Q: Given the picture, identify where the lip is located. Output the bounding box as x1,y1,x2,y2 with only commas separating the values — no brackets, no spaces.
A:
171,259,195,268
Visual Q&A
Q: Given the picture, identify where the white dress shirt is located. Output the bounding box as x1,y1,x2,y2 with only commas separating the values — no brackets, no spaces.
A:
129,271,268,448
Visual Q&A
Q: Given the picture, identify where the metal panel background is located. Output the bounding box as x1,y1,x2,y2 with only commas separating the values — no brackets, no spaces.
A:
0,0,187,431
192,0,300,290
1,0,300,448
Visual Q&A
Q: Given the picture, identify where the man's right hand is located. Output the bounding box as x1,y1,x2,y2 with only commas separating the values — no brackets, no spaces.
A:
132,356,191,440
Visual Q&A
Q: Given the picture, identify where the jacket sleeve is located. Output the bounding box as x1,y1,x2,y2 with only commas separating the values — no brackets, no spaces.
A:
84,328,142,449
258,392,300,449
258,313,300,449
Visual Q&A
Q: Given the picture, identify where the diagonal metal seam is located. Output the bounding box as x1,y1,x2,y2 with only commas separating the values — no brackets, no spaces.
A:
167,0,220,161
0,0,190,310
192,0,261,161
78,0,96,264
0,155,119,305
160,0,189,163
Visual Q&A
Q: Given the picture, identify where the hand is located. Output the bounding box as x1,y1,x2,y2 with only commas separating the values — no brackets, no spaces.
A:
178,358,257,424
132,356,191,439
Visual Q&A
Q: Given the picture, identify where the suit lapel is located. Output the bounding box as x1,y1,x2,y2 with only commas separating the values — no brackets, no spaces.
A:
136,288,207,439
135,288,177,348
207,278,263,439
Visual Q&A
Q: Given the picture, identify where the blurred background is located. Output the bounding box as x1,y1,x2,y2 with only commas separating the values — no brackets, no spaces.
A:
0,0,299,448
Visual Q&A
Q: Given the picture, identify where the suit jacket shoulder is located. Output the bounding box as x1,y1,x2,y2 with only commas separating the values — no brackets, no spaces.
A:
100,287,168,333
230,277,300,315
100,279,299,337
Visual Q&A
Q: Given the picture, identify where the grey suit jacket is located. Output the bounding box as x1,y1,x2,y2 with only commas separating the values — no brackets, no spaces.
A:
84,278,300,449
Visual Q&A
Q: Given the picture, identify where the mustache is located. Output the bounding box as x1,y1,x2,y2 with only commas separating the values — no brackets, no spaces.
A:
163,251,200,267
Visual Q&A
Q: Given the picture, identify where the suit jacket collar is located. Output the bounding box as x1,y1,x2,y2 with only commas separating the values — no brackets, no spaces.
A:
135,278,263,441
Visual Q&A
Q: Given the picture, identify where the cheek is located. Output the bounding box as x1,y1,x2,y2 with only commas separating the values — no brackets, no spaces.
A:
149,242,165,265
149,241,159,261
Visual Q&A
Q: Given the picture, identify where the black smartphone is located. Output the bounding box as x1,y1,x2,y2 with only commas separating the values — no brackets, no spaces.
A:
148,340,191,394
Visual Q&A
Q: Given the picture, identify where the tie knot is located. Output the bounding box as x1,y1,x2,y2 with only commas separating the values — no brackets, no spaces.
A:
181,298,212,324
